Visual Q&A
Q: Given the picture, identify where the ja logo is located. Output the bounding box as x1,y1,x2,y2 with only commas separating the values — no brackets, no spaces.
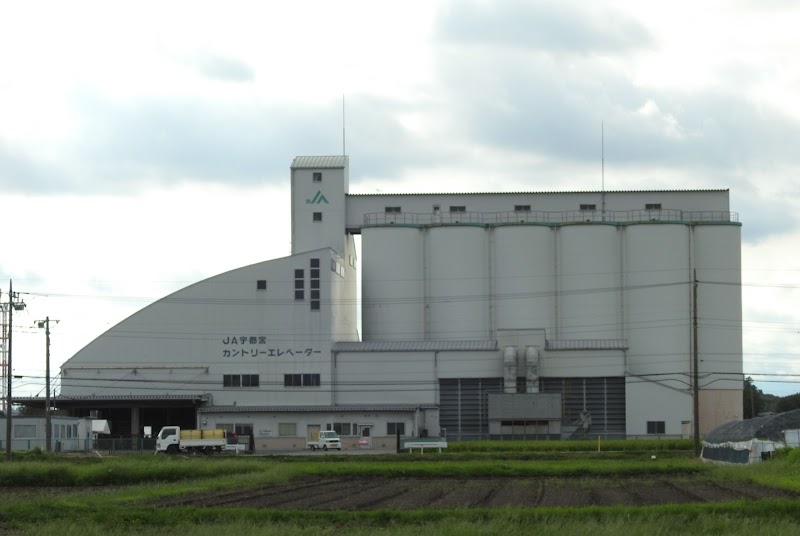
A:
306,190,329,204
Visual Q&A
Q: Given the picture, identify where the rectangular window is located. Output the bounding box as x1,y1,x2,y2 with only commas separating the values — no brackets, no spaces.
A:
514,205,531,212
330,422,354,436
385,206,401,213
295,290,304,300
241,374,259,387
278,423,297,436
256,280,267,290
310,300,320,310
387,422,406,436
294,269,304,278
313,212,322,222
310,258,320,268
295,279,304,289
647,421,666,434
223,375,233,387
580,204,596,211
284,373,320,387
646,203,662,210
310,280,319,289
284,374,302,387
310,269,319,278
433,204,440,213
449,206,466,212
14,425,36,438
311,290,320,300
312,172,322,182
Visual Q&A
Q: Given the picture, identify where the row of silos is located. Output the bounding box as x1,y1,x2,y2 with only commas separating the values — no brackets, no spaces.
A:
361,224,740,356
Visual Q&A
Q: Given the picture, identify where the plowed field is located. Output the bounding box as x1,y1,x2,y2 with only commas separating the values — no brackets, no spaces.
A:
153,475,795,509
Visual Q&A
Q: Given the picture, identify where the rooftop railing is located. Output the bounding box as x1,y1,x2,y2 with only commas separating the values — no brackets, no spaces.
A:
364,209,739,226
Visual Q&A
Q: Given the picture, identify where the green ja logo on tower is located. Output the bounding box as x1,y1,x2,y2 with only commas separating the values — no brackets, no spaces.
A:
306,190,329,204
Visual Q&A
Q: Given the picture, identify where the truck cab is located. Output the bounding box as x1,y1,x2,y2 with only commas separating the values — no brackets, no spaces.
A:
155,426,180,454
307,430,342,451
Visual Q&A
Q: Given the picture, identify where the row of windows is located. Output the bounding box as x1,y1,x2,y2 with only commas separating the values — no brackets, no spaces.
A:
309,258,320,310
284,373,321,387
223,374,260,388
223,374,330,388
383,203,665,213
13,423,80,439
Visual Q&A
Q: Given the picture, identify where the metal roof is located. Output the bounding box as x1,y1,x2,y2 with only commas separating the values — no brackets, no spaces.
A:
332,340,498,352
291,155,348,169
347,189,729,196
14,394,206,402
198,404,436,414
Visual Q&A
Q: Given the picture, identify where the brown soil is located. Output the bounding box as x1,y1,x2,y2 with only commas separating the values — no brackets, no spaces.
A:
151,475,796,510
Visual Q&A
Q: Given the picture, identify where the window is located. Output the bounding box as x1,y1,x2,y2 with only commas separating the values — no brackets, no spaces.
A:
329,422,355,436
449,206,466,212
241,374,259,387
311,290,320,300
278,423,297,436
313,212,322,222
294,269,304,278
312,172,322,182
310,258,320,311
385,206,401,213
646,203,662,210
284,373,320,387
433,205,440,213
14,425,36,438
580,204,596,211
284,374,301,387
295,290,304,300
295,279,304,289
224,374,259,388
387,422,406,436
256,280,267,290
514,205,531,212
647,421,666,434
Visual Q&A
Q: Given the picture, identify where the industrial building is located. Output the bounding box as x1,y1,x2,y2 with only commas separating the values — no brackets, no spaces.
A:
17,155,743,449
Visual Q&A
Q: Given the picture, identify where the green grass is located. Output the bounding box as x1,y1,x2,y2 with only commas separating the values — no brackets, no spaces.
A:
1,445,799,536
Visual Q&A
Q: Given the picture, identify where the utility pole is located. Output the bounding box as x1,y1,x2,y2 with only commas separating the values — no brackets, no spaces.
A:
36,317,59,452
692,269,700,457
5,281,26,461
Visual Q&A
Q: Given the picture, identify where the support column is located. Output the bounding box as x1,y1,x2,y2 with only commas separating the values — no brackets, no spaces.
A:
130,407,140,447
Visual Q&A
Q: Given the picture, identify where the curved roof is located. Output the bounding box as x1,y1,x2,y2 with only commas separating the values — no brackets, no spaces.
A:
705,409,800,443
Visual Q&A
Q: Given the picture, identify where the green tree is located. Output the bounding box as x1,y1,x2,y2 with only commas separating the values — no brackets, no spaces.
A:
743,377,766,419
776,392,800,413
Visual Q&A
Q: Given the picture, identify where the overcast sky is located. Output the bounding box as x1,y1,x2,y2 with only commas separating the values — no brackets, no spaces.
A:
1,0,799,399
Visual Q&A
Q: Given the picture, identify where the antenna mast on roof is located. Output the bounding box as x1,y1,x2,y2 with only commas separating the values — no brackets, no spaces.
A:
342,94,346,156
601,121,606,221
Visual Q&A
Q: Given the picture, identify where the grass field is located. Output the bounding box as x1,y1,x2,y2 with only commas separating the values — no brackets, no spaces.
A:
1,442,799,535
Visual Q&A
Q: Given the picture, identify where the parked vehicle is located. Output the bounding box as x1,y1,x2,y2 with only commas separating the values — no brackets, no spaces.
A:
155,426,231,454
306,430,342,451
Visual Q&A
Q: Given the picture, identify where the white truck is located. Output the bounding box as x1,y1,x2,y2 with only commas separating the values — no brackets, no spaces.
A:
306,430,342,451
155,426,233,454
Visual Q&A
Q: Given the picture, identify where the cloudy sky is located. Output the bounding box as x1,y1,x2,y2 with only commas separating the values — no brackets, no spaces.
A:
1,0,799,399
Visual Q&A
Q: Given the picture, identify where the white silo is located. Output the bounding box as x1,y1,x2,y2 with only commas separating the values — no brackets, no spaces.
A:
693,224,742,386
494,225,556,332
557,225,621,340
362,226,425,340
427,226,490,340
624,224,691,376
